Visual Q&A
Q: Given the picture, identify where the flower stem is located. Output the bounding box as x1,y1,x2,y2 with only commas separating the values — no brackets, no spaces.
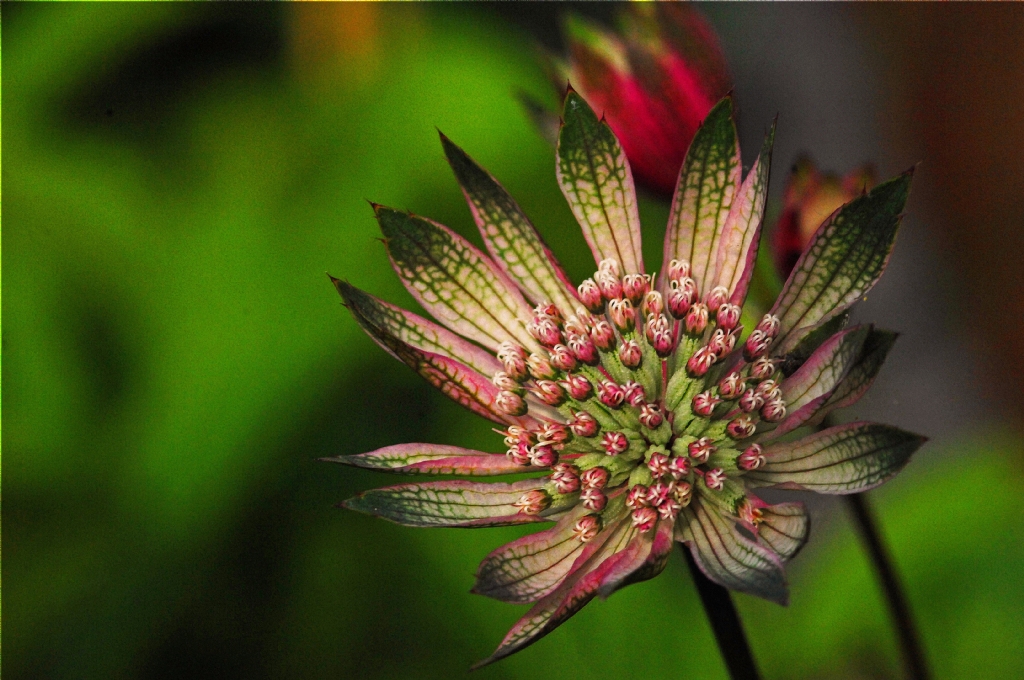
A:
682,544,762,680
845,492,931,680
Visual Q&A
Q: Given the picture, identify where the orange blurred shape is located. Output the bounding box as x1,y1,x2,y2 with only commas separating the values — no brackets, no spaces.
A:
772,157,875,278
289,3,380,82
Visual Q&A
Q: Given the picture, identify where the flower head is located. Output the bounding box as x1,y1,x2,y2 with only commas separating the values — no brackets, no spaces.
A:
328,91,923,666
527,5,730,197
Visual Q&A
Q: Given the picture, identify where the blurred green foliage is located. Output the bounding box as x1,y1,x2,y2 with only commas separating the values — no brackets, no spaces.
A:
4,4,1023,679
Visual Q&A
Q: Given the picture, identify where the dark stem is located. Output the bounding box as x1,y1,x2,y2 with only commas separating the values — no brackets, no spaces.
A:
682,544,762,680
846,493,931,680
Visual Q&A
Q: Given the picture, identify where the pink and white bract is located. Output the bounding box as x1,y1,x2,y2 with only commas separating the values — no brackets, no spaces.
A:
328,91,924,666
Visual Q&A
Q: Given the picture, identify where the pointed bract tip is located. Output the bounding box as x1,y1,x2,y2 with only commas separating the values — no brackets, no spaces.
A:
564,79,576,95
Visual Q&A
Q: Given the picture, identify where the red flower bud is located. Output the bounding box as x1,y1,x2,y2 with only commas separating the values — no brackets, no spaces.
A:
692,390,721,417
570,410,599,438
737,444,765,471
619,339,642,368
580,466,609,489
647,451,671,478
578,278,604,312
631,506,658,533
590,320,616,351
573,514,602,542
564,373,594,400
602,430,629,455
704,468,726,491
685,302,709,335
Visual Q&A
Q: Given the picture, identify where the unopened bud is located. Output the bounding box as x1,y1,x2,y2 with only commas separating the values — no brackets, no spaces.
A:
692,391,722,418
644,313,669,344
568,334,600,366
671,481,693,506
652,330,675,357
598,258,621,278
497,341,529,381
528,316,563,347
619,339,642,368
639,403,664,429
727,414,757,439
573,514,602,542
754,379,781,401
570,410,599,438
657,497,682,519
688,437,716,463
580,487,607,511
495,390,528,416
595,270,623,301
602,431,629,455
668,277,697,318
750,356,776,380
686,345,717,377
527,352,557,380
597,380,626,408
590,320,616,351
608,298,636,332
622,380,647,406
646,482,671,507
704,468,726,490
737,444,765,471
549,344,577,372
707,329,730,357
641,290,664,318
631,506,658,533
563,373,594,400
756,314,781,338
705,286,730,313
668,456,691,480
580,466,609,489
563,316,588,338
738,389,765,413
761,398,787,423
551,463,580,493
532,380,567,406
668,259,691,281
506,443,531,466
626,485,650,509
647,452,671,478
529,444,558,467
513,489,550,515
743,329,771,361
716,303,742,331
718,371,746,400
492,371,522,393
540,423,570,446
501,425,529,448
622,273,650,304
685,302,709,335
578,278,604,312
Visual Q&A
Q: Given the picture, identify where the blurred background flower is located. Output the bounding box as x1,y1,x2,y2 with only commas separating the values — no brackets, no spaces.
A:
4,3,1024,679
539,4,731,198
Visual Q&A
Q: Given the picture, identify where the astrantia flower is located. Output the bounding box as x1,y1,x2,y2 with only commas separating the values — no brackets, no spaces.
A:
328,91,923,666
528,4,730,197
772,156,877,277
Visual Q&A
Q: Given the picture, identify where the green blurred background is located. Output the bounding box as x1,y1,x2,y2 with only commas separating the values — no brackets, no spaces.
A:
5,3,1024,679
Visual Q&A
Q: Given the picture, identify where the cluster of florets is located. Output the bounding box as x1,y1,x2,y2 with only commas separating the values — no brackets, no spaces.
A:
493,257,788,542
